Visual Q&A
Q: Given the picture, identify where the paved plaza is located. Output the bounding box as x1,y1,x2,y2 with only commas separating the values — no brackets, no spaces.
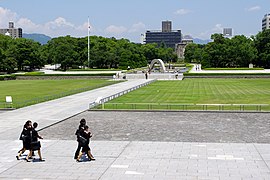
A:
42,111,270,143
0,79,270,179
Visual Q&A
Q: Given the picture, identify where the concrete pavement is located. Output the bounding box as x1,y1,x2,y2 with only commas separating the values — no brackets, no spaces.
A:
189,64,270,74
1,140,270,179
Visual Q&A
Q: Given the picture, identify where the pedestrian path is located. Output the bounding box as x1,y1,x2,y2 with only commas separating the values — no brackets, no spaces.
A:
1,140,270,179
189,64,270,74
0,79,153,140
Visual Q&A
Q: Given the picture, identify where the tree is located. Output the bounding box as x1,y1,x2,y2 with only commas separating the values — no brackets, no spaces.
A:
7,38,42,71
186,33,258,68
254,29,270,68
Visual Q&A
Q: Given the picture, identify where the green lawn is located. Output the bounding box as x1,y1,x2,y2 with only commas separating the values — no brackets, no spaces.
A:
0,79,118,108
104,79,270,111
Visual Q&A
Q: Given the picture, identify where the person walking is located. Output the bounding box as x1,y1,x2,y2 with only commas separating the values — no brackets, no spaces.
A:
76,125,95,162
74,119,86,160
29,122,44,161
16,120,33,162
145,72,148,79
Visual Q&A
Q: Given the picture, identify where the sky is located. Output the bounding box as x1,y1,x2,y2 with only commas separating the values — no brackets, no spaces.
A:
0,0,269,42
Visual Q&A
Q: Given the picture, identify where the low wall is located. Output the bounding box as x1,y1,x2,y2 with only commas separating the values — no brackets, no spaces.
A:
126,73,183,80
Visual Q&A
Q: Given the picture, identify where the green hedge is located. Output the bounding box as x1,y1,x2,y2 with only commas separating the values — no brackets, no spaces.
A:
24,72,45,76
0,74,16,81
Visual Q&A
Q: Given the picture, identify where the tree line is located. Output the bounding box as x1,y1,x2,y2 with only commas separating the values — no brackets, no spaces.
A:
185,29,270,68
0,35,177,73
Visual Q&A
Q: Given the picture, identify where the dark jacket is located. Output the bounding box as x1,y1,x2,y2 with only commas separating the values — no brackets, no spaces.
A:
81,130,92,152
32,128,42,142
20,127,32,150
75,125,85,143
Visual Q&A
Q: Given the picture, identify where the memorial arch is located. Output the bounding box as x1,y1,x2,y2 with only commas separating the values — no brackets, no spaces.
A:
149,59,166,73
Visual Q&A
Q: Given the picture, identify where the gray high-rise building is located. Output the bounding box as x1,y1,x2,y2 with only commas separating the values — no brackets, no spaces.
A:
262,14,270,30
223,28,233,37
145,21,182,49
162,21,172,32
0,22,22,38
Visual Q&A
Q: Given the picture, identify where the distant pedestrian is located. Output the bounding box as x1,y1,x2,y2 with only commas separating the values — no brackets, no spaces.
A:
16,120,33,162
74,119,86,160
145,72,148,79
76,125,95,162
175,71,179,79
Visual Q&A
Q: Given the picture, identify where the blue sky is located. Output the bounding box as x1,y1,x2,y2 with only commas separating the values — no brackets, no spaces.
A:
0,0,269,42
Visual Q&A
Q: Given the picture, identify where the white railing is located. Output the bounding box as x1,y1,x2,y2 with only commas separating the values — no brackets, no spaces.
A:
89,80,156,109
91,103,270,112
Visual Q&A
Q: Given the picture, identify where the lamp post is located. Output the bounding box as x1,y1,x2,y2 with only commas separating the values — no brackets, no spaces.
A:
88,17,90,69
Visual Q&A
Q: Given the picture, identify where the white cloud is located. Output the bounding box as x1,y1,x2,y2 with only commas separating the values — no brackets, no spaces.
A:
0,6,142,41
247,6,261,12
174,9,191,15
16,18,40,32
197,24,224,39
0,6,96,37
0,7,17,27
105,25,127,34
129,22,146,33
45,17,75,31
212,24,223,32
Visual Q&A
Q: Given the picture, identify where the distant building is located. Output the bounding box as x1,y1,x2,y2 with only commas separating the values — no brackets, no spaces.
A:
176,37,193,59
223,28,233,37
162,21,172,32
0,22,22,38
145,21,182,49
262,14,270,30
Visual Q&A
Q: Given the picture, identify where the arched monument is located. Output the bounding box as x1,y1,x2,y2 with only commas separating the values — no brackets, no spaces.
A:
125,58,183,80
149,59,166,73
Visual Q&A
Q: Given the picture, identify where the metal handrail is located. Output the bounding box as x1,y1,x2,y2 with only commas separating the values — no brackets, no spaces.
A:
89,80,156,109
94,102,270,112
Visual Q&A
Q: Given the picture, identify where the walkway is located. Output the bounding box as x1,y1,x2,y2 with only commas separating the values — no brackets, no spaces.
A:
0,79,152,140
189,64,270,74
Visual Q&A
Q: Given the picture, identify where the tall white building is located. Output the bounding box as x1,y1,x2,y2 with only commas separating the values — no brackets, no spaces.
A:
262,14,270,30
0,22,22,38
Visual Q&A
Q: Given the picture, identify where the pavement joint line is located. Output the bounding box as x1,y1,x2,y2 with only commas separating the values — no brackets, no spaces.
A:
253,143,270,171
98,141,132,180
37,110,87,132
0,156,25,176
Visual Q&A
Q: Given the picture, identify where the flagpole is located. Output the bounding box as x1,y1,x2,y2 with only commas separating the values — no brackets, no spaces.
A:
88,17,90,68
